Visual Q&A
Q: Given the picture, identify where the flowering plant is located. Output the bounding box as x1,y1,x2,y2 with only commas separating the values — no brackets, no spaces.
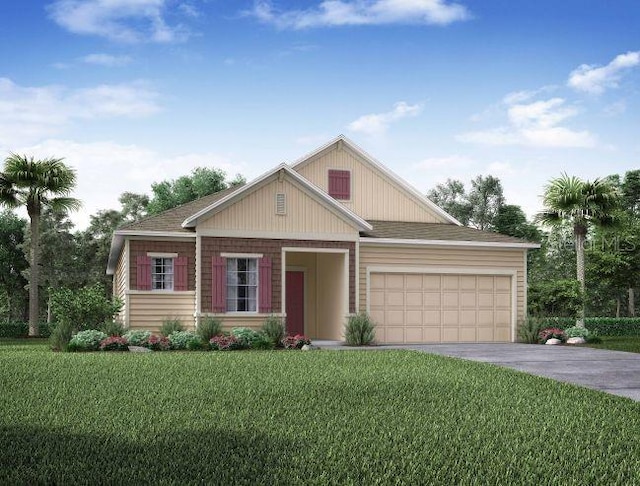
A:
99,336,129,351
144,334,171,351
209,334,240,351
538,327,566,343
281,334,311,349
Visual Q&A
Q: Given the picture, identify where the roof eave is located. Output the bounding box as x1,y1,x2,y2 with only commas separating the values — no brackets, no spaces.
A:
360,237,541,249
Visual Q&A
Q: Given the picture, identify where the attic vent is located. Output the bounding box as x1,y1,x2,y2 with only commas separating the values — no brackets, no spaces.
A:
275,193,286,215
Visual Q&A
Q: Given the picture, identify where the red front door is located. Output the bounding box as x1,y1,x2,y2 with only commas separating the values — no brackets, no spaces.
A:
286,271,304,335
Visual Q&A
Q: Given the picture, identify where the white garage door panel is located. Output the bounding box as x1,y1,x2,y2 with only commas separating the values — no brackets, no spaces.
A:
370,272,512,344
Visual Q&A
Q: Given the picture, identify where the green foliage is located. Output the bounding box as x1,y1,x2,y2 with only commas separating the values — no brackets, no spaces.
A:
68,330,108,352
49,284,122,332
123,330,152,346
261,315,285,348
0,321,50,338
197,316,222,342
517,316,545,344
160,318,184,337
146,167,240,215
0,210,28,321
494,204,541,241
2,345,640,484
564,326,591,339
544,317,640,336
168,331,201,350
344,313,376,346
49,320,74,351
231,327,270,349
528,279,584,318
100,320,124,337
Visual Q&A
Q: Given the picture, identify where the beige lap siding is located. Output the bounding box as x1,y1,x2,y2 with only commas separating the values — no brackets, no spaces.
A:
200,237,356,314
359,244,527,323
128,292,196,333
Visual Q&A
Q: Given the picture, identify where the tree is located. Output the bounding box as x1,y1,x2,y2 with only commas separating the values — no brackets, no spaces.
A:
0,210,28,321
118,192,149,222
493,204,541,241
426,179,471,225
0,154,80,336
537,174,620,327
467,175,505,230
146,167,243,215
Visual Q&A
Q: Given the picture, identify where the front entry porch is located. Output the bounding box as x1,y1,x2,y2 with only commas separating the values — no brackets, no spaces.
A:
283,248,350,340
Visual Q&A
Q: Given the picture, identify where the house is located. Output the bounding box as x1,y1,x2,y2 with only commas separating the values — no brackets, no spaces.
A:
107,136,539,343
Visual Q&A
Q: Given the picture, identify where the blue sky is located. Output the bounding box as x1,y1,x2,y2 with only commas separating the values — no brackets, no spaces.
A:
1,0,639,228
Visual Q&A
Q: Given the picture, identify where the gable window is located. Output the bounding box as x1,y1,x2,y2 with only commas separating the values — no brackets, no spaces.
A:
152,257,174,290
226,258,258,312
328,169,351,200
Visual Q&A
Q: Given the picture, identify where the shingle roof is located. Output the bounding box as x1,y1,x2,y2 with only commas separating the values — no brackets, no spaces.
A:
118,185,243,233
362,220,536,245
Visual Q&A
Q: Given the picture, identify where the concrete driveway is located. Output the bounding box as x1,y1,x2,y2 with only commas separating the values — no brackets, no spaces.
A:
315,341,640,401
405,343,640,402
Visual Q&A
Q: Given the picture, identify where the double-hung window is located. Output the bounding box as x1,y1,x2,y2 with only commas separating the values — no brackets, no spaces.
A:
152,257,174,290
226,258,258,312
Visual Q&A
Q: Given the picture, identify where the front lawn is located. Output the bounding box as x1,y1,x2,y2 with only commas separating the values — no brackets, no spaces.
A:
586,335,640,354
1,340,639,484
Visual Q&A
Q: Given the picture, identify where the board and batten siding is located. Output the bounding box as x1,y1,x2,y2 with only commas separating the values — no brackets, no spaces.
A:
359,244,527,323
114,241,128,323
294,145,447,223
127,292,196,333
198,177,357,236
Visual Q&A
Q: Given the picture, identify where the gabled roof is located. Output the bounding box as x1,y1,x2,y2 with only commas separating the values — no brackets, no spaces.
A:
290,135,462,226
181,163,372,231
361,220,540,249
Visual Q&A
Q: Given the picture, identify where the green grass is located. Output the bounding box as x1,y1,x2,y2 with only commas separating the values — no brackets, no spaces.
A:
586,336,640,353
1,341,639,485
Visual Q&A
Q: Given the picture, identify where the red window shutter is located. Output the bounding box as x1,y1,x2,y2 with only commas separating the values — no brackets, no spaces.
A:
328,170,350,200
211,256,226,313
259,257,272,313
174,257,188,291
136,256,152,291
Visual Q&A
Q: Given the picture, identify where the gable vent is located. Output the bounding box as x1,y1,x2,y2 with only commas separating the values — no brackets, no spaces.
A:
275,193,286,215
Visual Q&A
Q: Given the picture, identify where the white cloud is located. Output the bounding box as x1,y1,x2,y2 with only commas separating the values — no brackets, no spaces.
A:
486,161,515,176
568,51,640,94
250,0,470,29
458,96,596,149
414,154,474,170
0,78,161,147
348,101,422,136
82,53,133,67
9,139,239,229
48,0,190,43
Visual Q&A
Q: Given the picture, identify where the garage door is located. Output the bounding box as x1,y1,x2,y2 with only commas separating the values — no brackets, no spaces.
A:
369,273,512,343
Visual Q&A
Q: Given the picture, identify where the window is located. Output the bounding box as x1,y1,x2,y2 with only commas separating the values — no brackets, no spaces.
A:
226,258,258,312
328,169,351,200
152,257,174,290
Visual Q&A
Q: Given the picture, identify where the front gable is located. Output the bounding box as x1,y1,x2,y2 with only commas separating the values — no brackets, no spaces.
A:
292,136,458,225
194,166,367,239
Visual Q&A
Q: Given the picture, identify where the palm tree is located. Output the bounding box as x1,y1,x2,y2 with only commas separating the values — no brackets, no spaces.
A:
0,154,80,336
538,174,619,327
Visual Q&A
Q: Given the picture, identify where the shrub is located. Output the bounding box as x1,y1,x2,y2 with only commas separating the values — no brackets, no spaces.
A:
539,317,640,337
564,326,601,343
168,331,201,350
0,321,50,338
123,330,152,346
50,284,122,333
344,313,376,346
100,320,124,337
231,327,266,349
197,317,222,342
99,336,129,351
209,334,240,351
262,315,285,348
144,334,171,351
49,321,74,351
282,334,311,349
518,316,545,344
528,279,584,318
160,318,184,337
68,330,108,352
538,327,566,344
